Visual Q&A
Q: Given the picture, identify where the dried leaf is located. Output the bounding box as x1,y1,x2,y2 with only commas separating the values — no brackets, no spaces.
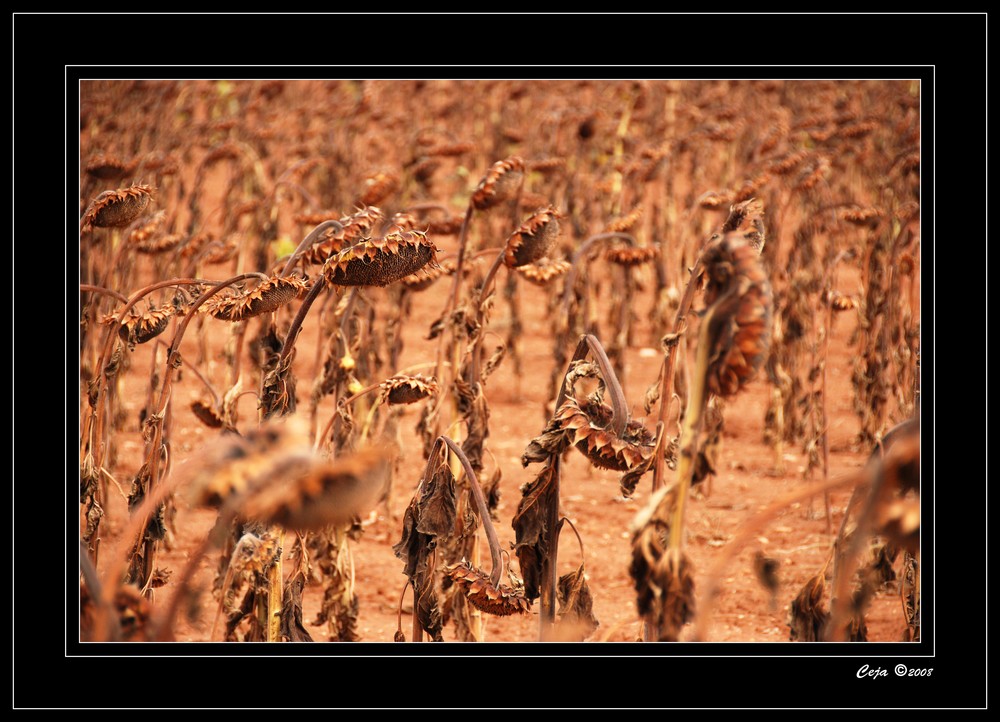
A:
556,565,600,640
512,462,558,600
280,573,314,642
788,574,829,642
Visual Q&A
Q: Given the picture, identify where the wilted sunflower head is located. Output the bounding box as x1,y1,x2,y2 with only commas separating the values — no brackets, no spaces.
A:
700,233,773,397
604,205,643,234
504,205,562,268
721,198,766,254
135,232,185,255
357,169,401,207
82,184,154,229
323,229,438,287
302,206,386,265
84,153,132,181
380,374,439,405
605,244,659,267
444,560,531,617
127,210,167,245
103,303,176,346
522,360,656,477
202,275,308,322
517,257,571,286
471,156,525,211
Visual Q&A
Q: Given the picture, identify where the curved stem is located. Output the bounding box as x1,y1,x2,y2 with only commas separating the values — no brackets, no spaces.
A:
433,205,476,384
651,252,708,491
277,276,330,367
280,220,343,277
468,249,507,386
554,334,629,438
436,437,504,588
80,284,128,304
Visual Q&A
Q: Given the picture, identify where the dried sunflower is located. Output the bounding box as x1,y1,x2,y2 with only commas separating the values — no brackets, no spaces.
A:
523,357,655,486
323,229,438,287
504,205,562,268
84,153,132,180
605,245,659,267
444,560,531,617
700,234,773,397
135,232,185,255
357,170,401,207
103,304,176,346
721,198,766,254
82,184,154,229
127,210,167,245
471,156,525,211
302,206,385,265
604,205,643,234
517,257,571,286
379,374,439,405
399,259,452,291
203,276,308,322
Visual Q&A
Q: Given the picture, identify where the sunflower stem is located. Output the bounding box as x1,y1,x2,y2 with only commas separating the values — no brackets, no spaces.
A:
280,220,343,277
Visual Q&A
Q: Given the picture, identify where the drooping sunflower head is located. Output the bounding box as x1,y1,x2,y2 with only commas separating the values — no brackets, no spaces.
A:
516,257,571,286
444,560,531,617
380,374,439,405
82,184,154,229
700,233,773,397
103,303,177,346
323,229,438,287
471,156,525,211
203,276,308,322
504,205,562,269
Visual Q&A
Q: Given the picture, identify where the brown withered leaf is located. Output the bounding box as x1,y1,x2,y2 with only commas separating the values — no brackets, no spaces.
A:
788,574,829,642
415,465,458,539
692,397,724,486
149,568,172,589
260,351,297,419
308,527,360,642
460,384,491,474
900,551,919,641
556,564,600,640
279,573,314,642
392,497,444,641
863,542,898,589
481,462,502,521
512,461,558,600
629,486,695,641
